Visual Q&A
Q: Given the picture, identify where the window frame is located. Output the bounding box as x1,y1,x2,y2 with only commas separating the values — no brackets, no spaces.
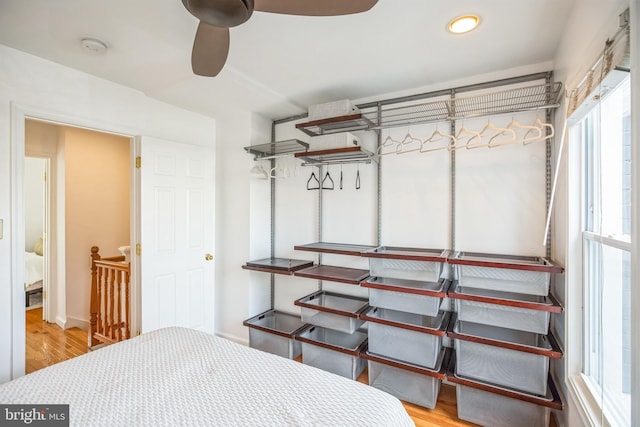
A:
566,75,632,427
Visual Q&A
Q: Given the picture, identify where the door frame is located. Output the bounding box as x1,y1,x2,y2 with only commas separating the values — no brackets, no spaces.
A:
22,155,51,321
10,103,141,379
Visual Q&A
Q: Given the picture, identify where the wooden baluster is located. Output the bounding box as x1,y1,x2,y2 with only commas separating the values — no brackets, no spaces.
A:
116,270,122,341
125,269,130,339
89,247,132,347
108,268,115,339
89,246,100,348
97,266,103,336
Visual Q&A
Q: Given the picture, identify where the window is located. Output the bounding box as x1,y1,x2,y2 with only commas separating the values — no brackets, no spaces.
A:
579,76,631,426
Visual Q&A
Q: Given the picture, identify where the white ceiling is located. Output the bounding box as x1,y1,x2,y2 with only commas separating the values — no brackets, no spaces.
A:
0,0,576,120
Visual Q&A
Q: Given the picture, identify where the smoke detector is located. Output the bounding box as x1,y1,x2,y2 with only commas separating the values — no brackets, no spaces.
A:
80,37,108,54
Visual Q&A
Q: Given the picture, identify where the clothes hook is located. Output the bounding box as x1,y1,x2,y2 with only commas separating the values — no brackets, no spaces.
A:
339,165,343,190
306,171,320,190
355,164,361,190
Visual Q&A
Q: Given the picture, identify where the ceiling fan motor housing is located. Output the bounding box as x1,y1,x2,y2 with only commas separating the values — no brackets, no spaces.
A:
182,0,254,27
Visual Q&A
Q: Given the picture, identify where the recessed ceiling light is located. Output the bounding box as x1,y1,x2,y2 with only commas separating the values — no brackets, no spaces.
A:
448,15,480,34
80,37,108,54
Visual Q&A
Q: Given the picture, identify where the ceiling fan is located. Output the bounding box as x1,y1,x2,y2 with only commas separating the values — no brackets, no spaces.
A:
181,0,378,77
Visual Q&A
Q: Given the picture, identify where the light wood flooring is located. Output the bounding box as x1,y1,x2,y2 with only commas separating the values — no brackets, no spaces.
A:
25,307,87,374
26,311,556,426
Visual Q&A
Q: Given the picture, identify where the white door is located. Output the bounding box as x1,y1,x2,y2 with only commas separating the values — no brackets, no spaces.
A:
140,136,215,334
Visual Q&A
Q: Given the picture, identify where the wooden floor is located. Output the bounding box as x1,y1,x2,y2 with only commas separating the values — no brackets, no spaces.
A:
25,308,88,374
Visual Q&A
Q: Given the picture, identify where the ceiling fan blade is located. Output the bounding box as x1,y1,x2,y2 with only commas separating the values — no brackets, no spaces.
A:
182,0,254,28
254,0,377,16
191,22,230,77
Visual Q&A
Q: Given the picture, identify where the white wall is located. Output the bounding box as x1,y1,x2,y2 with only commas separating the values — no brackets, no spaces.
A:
214,109,271,344
0,43,216,382
24,157,45,252
62,126,130,330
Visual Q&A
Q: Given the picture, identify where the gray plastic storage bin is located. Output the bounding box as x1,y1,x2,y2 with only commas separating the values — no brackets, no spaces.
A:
361,307,448,369
243,310,309,359
456,384,551,427
364,247,447,282
364,350,446,409
361,277,447,317
295,291,368,334
296,326,367,380
451,321,562,396
451,286,558,334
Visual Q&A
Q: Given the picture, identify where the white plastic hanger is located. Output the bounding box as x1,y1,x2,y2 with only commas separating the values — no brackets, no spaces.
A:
510,119,543,145
249,163,269,180
269,162,289,179
523,119,555,145
454,125,482,150
395,129,422,154
377,131,402,156
420,128,457,153
487,122,518,148
466,121,508,149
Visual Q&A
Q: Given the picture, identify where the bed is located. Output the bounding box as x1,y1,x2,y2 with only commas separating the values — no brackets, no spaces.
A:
0,327,414,426
24,251,43,307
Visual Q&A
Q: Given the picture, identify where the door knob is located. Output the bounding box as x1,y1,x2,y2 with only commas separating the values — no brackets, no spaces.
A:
205,253,213,261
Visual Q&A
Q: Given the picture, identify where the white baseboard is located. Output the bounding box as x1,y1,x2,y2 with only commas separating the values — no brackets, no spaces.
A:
55,315,66,330
215,331,249,347
63,315,88,331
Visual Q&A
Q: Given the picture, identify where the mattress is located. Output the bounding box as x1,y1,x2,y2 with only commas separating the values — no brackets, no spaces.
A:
24,251,43,289
0,327,414,427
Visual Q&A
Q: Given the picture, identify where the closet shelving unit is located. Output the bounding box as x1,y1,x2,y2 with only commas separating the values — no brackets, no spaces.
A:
292,243,371,286
243,138,309,160
294,290,369,334
241,257,314,275
244,71,566,424
446,353,563,425
445,251,565,426
295,113,375,137
294,242,377,256
242,138,317,279
294,81,563,136
294,265,370,285
294,146,376,166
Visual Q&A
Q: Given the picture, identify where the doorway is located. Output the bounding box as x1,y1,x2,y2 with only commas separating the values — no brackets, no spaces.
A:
23,156,46,315
24,119,133,373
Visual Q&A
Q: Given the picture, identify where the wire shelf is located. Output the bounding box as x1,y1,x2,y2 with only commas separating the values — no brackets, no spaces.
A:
450,82,563,119
244,139,309,160
295,146,376,166
295,82,563,136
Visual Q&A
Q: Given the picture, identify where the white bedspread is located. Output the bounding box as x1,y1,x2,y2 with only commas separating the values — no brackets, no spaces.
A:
24,251,43,289
0,327,414,427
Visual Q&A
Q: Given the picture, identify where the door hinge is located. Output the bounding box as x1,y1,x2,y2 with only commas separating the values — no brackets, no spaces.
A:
135,244,141,256
43,171,46,181
135,156,141,169
42,291,46,299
